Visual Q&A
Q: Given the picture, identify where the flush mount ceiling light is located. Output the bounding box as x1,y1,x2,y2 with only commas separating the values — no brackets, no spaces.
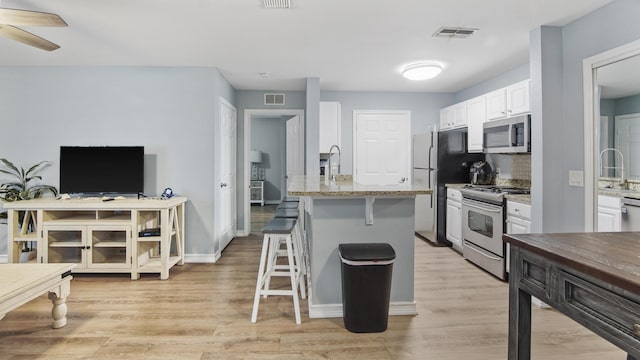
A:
402,63,443,81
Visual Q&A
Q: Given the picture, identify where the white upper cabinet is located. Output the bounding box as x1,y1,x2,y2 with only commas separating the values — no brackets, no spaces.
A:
486,88,507,120
319,101,341,153
506,80,530,116
486,80,530,121
440,102,467,131
466,95,486,153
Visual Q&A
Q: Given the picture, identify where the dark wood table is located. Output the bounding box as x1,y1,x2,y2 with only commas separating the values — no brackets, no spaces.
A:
504,232,640,360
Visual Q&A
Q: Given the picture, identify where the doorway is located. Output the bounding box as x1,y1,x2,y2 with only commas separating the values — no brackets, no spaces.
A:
242,109,305,236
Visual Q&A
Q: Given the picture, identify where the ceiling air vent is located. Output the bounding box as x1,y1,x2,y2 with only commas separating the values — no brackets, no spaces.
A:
263,0,291,9
264,93,285,105
433,27,478,39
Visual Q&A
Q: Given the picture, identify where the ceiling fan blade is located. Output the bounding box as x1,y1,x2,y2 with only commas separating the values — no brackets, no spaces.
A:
0,8,67,27
0,24,60,51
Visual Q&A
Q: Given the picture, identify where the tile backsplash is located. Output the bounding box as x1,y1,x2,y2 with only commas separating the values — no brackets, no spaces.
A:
510,154,531,180
494,154,531,188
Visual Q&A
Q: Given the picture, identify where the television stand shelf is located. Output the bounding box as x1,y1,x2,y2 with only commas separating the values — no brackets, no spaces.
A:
4,197,187,280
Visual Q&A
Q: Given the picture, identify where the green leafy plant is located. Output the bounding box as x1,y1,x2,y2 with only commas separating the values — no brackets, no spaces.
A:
0,159,58,254
0,158,58,202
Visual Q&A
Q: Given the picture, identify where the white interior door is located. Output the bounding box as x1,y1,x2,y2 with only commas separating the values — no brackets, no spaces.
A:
353,110,411,185
615,113,640,179
218,98,237,253
285,115,303,192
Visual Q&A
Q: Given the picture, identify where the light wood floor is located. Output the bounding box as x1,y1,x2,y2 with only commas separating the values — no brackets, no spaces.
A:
0,206,626,359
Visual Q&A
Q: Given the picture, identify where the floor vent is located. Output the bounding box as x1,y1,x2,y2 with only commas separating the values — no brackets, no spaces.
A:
263,0,291,9
264,93,285,105
433,27,478,39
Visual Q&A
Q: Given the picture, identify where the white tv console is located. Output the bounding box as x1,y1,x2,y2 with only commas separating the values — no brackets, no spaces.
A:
4,197,187,280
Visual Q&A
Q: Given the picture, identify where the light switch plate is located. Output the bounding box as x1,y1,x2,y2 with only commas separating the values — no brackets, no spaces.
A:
569,170,584,187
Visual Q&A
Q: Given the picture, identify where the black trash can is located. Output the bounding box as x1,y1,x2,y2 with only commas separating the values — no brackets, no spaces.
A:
338,243,395,333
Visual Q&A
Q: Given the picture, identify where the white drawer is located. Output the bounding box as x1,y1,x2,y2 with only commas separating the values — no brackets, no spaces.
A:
598,195,622,210
447,188,462,201
507,200,531,219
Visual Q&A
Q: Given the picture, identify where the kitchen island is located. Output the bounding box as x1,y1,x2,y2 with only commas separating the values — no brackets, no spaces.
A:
288,175,431,318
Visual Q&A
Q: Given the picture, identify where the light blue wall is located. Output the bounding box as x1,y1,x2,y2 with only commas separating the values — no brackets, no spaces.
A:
250,116,285,202
0,66,235,258
454,64,530,103
558,0,640,231
234,90,306,232
320,91,453,174
615,93,640,115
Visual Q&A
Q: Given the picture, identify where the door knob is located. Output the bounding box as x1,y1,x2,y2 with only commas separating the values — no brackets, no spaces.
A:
220,182,227,188
399,177,406,183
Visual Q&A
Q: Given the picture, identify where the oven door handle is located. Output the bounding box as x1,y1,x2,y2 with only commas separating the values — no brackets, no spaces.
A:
464,241,502,261
462,198,502,213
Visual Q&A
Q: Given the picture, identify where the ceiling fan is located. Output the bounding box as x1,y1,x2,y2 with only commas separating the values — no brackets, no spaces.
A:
0,7,67,51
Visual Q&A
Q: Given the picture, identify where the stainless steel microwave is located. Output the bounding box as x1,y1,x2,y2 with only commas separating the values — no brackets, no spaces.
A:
483,114,530,153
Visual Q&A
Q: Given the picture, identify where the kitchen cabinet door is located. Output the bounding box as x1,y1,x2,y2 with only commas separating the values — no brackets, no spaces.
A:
440,106,453,130
319,101,341,153
466,95,486,153
506,80,530,116
597,195,622,232
486,80,530,121
446,190,462,252
486,88,507,120
451,102,467,129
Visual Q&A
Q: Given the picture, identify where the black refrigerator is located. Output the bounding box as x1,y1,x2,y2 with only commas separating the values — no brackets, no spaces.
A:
434,129,485,246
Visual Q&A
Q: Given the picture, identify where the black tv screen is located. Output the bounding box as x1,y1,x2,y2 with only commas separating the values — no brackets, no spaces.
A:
60,146,144,194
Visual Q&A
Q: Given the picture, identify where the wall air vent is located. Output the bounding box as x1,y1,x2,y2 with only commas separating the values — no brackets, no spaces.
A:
433,27,478,39
263,0,291,9
264,93,285,105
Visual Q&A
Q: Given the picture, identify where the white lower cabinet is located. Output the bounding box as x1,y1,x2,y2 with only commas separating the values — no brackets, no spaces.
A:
597,195,622,232
506,200,548,308
506,200,531,274
446,188,463,252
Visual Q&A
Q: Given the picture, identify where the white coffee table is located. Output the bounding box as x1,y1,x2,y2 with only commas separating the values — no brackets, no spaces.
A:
0,263,75,328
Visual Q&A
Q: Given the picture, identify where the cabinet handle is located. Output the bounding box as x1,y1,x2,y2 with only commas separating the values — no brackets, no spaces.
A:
515,208,520,213
634,323,640,336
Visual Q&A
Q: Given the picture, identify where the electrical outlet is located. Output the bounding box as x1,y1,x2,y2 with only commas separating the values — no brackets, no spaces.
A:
569,170,584,187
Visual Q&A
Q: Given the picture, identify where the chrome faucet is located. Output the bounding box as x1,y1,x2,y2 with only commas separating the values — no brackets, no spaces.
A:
328,144,341,182
600,148,626,188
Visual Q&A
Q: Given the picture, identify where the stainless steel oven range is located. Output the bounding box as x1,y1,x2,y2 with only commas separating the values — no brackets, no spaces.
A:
458,185,530,280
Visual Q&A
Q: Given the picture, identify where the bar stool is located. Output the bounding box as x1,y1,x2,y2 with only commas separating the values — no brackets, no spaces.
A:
282,196,299,203
251,218,303,324
273,208,308,287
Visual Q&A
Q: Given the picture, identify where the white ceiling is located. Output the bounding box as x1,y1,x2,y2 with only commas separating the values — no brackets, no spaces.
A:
598,53,640,99
0,0,615,93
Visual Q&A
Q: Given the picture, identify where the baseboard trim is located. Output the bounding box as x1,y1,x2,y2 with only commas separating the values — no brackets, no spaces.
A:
0,255,7,264
184,253,219,263
308,301,418,318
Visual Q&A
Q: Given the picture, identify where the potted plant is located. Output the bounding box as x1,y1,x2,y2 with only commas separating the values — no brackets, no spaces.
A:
0,158,58,261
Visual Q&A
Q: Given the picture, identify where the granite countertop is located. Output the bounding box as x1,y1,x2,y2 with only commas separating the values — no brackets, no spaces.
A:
287,175,432,197
598,188,640,200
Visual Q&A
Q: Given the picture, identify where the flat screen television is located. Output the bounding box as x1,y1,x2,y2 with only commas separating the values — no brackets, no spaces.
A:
59,146,144,194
